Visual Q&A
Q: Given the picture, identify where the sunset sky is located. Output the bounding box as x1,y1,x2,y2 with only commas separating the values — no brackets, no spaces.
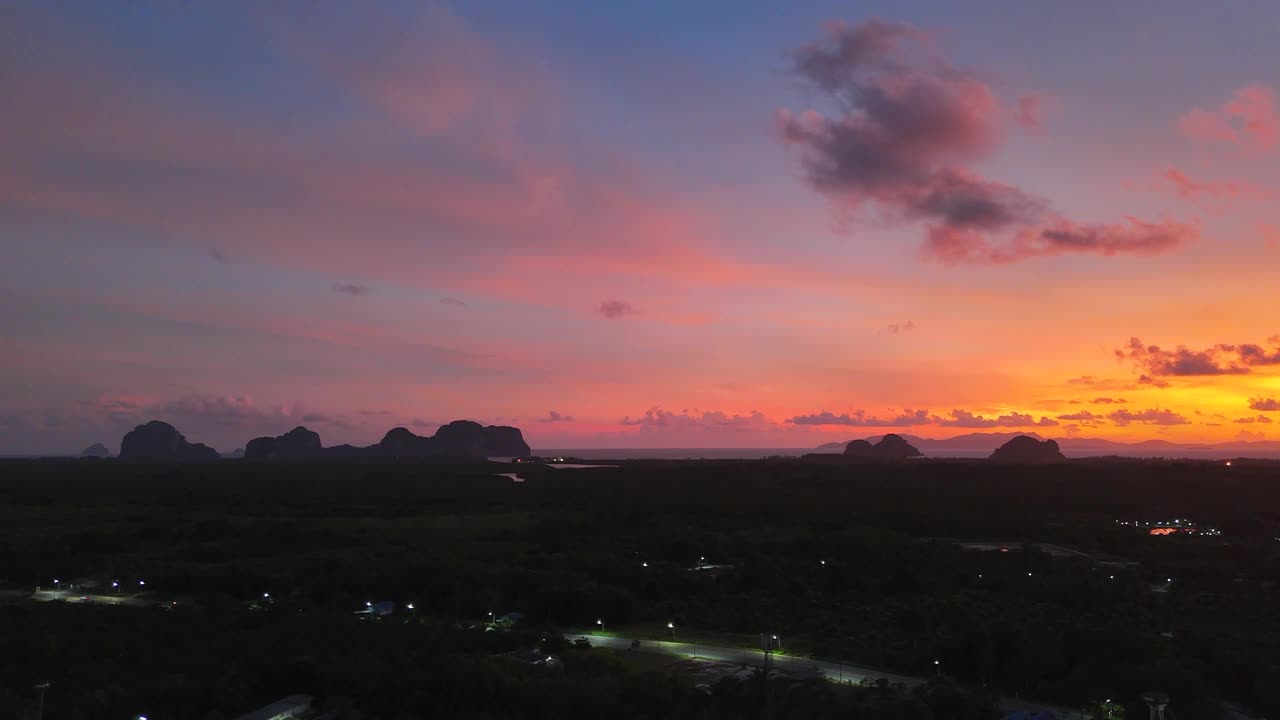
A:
4,1,1280,454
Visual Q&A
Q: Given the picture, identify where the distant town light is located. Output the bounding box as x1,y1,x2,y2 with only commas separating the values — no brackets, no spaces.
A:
407,603,414,610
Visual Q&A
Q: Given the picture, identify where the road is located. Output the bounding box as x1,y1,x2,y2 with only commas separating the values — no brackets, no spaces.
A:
575,633,1086,719
31,588,161,608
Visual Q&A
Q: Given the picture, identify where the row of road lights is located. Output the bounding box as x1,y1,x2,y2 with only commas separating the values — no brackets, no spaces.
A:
51,579,145,591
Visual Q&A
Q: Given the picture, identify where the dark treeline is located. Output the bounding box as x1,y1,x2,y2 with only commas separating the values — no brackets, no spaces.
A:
1,458,1278,718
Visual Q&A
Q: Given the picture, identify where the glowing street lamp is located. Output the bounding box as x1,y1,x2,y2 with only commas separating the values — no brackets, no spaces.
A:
596,618,604,634
667,622,676,641
407,602,415,616
53,579,60,590
111,581,119,592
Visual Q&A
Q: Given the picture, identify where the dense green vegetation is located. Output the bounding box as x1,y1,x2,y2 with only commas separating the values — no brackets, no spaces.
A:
2,457,1278,718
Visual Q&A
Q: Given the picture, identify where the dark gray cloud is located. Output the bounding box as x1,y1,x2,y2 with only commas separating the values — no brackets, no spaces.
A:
620,407,769,432
1234,415,1275,424
332,282,371,296
780,20,1195,264
1117,336,1280,376
786,409,930,426
1250,396,1280,412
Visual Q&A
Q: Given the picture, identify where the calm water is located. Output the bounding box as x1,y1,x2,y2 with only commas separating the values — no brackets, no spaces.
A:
532,448,817,460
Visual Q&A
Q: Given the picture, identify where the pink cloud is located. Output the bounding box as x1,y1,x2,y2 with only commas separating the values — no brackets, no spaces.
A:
1178,85,1280,151
1259,222,1280,249
1013,94,1045,130
597,300,635,319
1108,408,1190,426
1157,167,1266,202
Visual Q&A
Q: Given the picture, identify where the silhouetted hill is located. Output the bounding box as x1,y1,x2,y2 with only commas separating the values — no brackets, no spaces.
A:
240,420,531,460
372,421,530,458
818,432,1280,458
245,426,323,460
841,433,922,461
80,442,110,458
990,436,1066,463
119,421,219,460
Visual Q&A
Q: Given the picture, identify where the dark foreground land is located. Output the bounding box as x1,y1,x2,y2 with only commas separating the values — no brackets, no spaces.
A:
2,457,1279,719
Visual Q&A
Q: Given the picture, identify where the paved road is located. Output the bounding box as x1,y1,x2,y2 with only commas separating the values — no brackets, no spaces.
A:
575,633,1086,719
31,588,160,607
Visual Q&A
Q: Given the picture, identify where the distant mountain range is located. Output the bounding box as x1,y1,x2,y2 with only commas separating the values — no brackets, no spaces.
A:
114,419,530,461
815,432,1280,458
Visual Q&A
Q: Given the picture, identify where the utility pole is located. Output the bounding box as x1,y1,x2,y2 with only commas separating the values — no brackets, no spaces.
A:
761,634,779,720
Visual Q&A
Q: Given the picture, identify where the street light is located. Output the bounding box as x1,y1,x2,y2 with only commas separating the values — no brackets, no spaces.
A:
933,659,940,676
667,622,675,641
596,618,604,634
407,602,415,616
111,580,119,592
53,579,59,590
34,682,49,720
